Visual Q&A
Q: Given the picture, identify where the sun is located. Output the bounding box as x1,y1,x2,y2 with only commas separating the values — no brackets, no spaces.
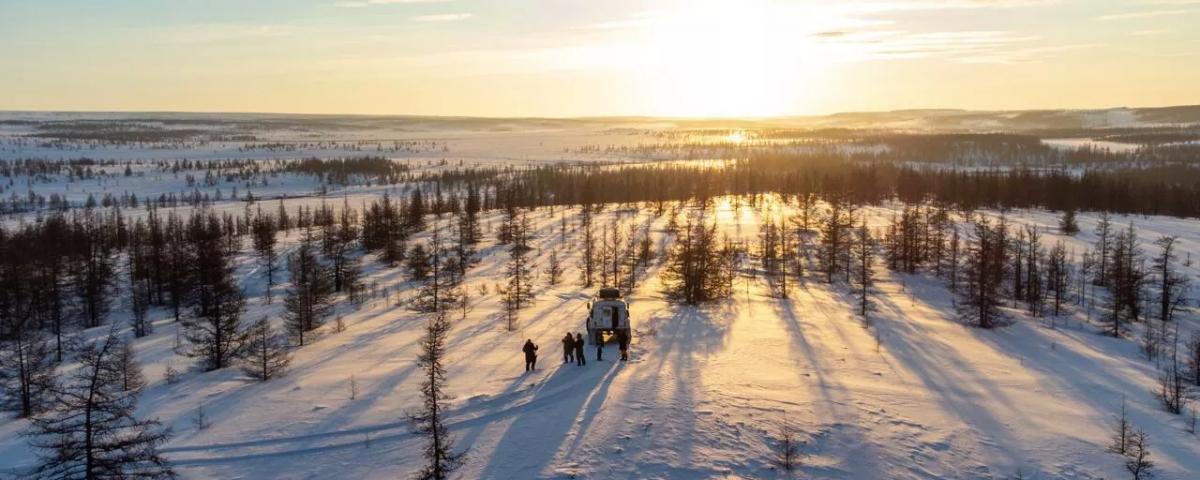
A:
632,1,823,118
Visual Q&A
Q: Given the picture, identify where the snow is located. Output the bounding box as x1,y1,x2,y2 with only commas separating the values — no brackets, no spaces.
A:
2,122,1200,479
1042,138,1141,153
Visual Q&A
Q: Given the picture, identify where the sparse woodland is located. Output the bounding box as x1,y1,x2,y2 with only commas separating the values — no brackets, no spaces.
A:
1,125,1199,479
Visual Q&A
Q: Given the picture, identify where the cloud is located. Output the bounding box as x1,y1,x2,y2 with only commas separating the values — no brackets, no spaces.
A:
1096,8,1196,20
412,13,473,22
812,28,1093,64
335,0,452,8
840,0,1057,12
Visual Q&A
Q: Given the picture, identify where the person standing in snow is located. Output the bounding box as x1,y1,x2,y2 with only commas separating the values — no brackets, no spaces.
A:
595,333,604,361
618,330,629,362
574,333,586,366
522,339,539,372
562,332,575,364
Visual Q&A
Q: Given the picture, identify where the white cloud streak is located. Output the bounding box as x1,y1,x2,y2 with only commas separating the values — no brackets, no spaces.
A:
412,13,473,22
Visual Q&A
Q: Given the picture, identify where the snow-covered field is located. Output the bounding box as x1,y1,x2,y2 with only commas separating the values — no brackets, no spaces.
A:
2,121,1200,479
2,197,1198,479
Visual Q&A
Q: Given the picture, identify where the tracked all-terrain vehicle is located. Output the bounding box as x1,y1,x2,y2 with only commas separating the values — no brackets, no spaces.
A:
586,287,630,345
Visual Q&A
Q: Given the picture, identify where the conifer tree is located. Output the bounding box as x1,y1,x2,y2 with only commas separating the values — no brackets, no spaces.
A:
407,243,431,282
412,225,461,314
1046,240,1070,317
241,317,292,381
115,342,146,393
545,249,563,286
284,231,335,346
579,207,596,287
1093,212,1113,286
0,327,58,418
409,310,465,480
251,209,279,301
663,217,732,304
72,214,116,328
323,200,361,293
960,216,1007,329
503,211,535,329
28,331,174,479
405,187,428,233
1152,235,1189,323
1059,208,1080,236
183,213,248,371
852,221,876,325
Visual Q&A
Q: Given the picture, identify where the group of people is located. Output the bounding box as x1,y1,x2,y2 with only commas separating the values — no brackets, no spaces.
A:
560,330,630,365
520,330,630,372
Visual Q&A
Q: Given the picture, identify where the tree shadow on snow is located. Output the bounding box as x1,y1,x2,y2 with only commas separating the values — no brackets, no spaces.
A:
475,359,621,478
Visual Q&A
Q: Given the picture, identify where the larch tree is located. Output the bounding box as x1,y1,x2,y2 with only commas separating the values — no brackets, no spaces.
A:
240,317,292,382
0,323,59,418
1058,208,1079,236
1152,235,1189,323
251,208,279,302
1046,240,1070,318
502,210,535,330
183,213,248,371
115,342,146,393
852,221,876,326
662,216,732,304
959,216,1008,329
284,230,335,346
412,224,461,314
409,310,466,480
1093,212,1113,286
578,207,597,287
27,331,174,479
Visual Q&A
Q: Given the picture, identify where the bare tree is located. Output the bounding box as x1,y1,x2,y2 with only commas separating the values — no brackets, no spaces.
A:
1109,396,1131,455
772,417,804,473
1124,429,1153,480
1152,236,1189,323
1158,325,1192,415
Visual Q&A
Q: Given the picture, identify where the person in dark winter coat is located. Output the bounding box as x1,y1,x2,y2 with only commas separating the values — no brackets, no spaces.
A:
596,333,604,361
618,330,630,361
574,333,586,366
522,339,539,372
562,332,575,364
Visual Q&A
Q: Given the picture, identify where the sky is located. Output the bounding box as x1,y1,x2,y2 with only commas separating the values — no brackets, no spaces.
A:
1,0,1198,118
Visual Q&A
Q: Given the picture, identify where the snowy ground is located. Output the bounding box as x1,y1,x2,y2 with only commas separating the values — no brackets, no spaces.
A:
1,197,1198,479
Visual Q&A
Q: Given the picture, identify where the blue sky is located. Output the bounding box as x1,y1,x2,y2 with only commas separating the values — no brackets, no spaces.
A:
1,0,1197,117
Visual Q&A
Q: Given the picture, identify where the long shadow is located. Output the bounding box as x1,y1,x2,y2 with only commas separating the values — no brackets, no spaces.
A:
870,279,1029,472
772,294,836,396
768,282,897,479
587,299,731,474
973,319,1200,476
477,360,620,478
